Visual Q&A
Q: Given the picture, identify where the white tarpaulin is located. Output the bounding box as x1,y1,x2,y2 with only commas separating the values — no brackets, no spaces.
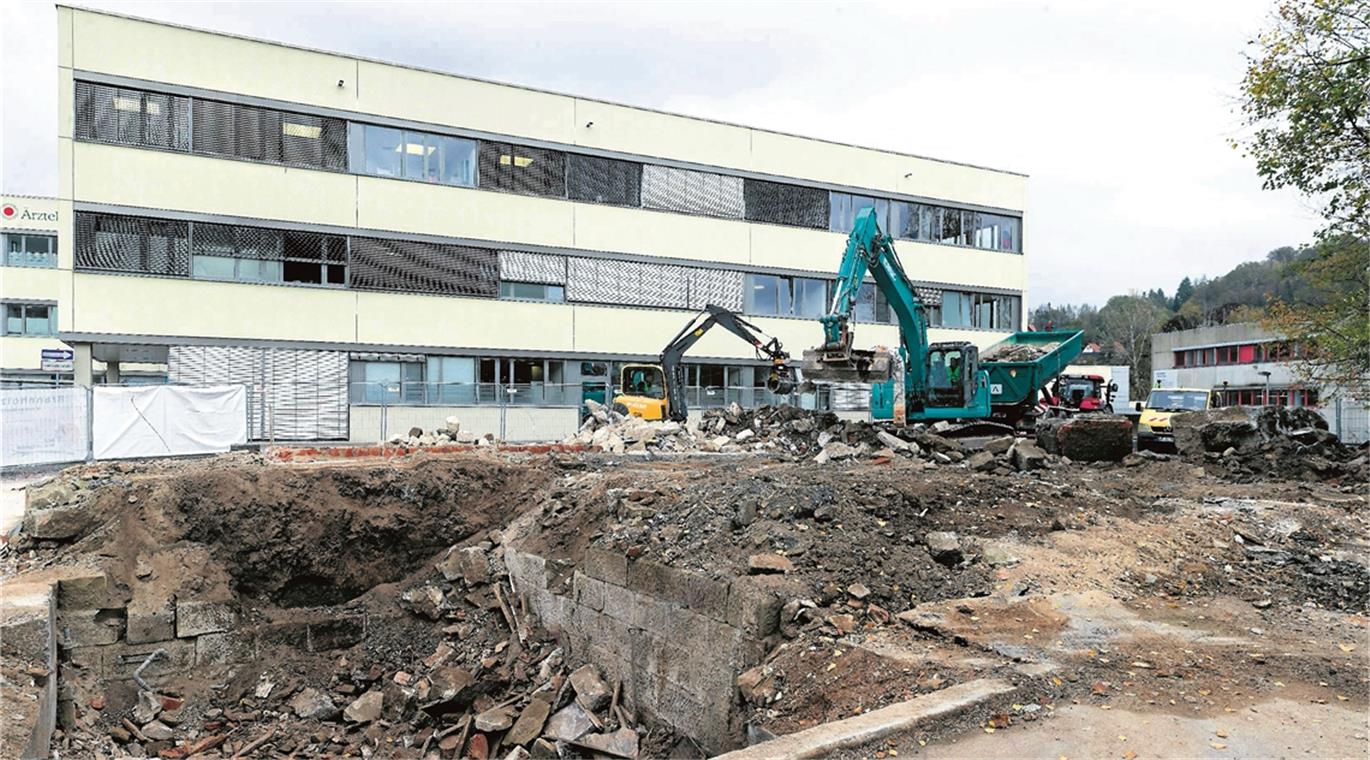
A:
93,385,247,460
1,387,89,467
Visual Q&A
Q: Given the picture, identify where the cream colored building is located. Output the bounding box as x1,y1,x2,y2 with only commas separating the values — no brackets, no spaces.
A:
38,6,1029,440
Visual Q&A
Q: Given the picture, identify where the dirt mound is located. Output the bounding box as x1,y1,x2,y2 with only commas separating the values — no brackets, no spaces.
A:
1173,405,1363,482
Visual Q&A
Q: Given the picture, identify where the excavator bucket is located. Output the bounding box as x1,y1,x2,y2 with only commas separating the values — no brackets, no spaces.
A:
799,347,894,384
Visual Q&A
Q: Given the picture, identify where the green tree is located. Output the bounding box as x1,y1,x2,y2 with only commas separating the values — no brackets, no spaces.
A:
1172,276,1195,310
1236,0,1369,237
1095,295,1172,399
1264,234,1370,399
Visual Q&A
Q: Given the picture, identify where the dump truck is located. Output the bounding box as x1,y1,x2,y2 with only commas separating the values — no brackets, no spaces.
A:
612,304,794,422
802,207,1082,428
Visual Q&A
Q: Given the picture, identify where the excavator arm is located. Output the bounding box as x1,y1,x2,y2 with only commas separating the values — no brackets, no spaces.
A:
659,305,794,422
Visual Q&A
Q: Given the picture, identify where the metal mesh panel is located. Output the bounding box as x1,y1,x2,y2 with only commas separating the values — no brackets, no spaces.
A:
478,141,567,197
566,258,690,308
192,222,284,260
192,98,346,170
641,165,745,219
349,237,498,297
566,154,642,207
74,81,190,151
168,346,347,440
743,179,828,229
914,287,943,307
74,212,190,276
688,268,745,311
498,250,567,285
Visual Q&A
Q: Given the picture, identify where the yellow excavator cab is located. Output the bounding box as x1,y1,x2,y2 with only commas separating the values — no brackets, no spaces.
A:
613,364,670,420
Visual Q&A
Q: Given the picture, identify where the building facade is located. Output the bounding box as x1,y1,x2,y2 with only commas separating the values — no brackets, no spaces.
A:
31,6,1029,440
1151,322,1368,443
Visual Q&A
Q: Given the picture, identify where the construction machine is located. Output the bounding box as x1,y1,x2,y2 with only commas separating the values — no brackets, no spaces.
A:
613,304,795,422
801,207,1082,427
1047,373,1119,414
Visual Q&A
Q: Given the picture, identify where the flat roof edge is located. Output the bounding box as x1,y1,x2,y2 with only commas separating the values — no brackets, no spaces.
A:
57,3,1029,179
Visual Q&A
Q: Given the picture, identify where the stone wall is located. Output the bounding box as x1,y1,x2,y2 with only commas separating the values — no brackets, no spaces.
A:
505,546,783,753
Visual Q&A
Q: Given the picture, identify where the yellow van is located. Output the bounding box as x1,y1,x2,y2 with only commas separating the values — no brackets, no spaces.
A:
1136,387,1215,450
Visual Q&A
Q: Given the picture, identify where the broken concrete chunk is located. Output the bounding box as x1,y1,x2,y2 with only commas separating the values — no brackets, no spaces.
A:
736,666,777,705
343,690,384,723
543,702,594,742
967,450,998,472
569,664,611,712
506,697,551,746
924,531,962,565
876,430,910,453
132,690,162,724
26,479,76,510
24,504,96,541
290,687,339,721
175,599,237,638
983,436,1015,455
140,720,174,742
1009,440,1049,471
847,582,870,600
573,727,639,759
474,706,514,732
402,585,446,621
735,429,756,442
979,542,1020,567
747,553,794,574
428,666,478,705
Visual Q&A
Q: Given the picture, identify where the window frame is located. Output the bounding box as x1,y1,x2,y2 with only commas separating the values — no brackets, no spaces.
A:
3,233,58,268
2,302,58,336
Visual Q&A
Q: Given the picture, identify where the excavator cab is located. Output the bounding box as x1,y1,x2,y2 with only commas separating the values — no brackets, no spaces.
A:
927,342,979,408
614,364,670,420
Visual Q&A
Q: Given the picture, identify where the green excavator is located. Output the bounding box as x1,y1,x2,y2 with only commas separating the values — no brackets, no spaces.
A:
801,206,1082,427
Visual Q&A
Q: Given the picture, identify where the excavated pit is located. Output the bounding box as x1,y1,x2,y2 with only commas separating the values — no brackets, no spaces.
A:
7,442,1367,759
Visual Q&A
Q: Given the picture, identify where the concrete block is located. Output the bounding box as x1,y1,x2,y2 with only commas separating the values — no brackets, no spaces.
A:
175,600,237,638
195,631,256,666
600,582,643,627
726,578,783,638
571,572,605,612
657,565,729,621
63,644,111,673
584,546,628,586
57,572,124,610
0,581,56,660
308,615,366,652
23,506,95,541
626,558,667,596
125,602,174,645
504,549,547,594
57,608,125,647
26,480,75,511
254,620,310,650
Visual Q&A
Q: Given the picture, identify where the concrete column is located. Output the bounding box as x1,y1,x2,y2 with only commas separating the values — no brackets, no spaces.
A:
72,344,93,387
105,360,121,385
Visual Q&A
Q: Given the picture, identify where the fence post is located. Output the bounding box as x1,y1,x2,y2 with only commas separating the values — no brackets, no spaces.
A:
85,385,95,462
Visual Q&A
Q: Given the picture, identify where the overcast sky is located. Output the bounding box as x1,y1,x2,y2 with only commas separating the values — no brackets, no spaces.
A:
1,0,1321,306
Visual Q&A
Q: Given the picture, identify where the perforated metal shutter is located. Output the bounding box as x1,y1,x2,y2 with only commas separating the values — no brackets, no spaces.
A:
914,287,943,307
192,98,346,170
688,268,745,311
566,257,690,308
74,212,190,276
169,346,347,440
349,236,498,297
641,165,744,219
478,141,567,197
743,179,828,229
498,251,567,285
566,154,642,207
74,81,190,151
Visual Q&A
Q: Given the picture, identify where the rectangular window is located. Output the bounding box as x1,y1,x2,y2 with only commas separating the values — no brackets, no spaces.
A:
499,281,565,302
567,154,642,207
792,278,829,318
2,303,56,336
348,124,478,187
348,360,423,404
426,356,477,404
744,274,791,316
192,98,346,170
478,141,567,198
4,234,58,268
75,81,190,151
936,291,973,328
829,193,890,234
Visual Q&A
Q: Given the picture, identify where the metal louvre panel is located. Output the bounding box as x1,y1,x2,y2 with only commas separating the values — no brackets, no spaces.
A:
498,250,566,285
641,165,744,219
349,237,498,297
743,179,828,229
74,212,190,276
566,154,642,207
688,268,744,311
74,81,190,151
566,257,690,308
192,98,346,170
478,141,567,198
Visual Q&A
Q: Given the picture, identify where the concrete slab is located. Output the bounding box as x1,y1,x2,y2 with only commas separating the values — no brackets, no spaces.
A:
715,678,1018,760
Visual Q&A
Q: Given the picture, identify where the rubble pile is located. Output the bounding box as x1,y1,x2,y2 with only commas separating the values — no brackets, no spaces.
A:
1174,405,1365,482
58,533,673,759
979,341,1059,362
386,416,495,447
